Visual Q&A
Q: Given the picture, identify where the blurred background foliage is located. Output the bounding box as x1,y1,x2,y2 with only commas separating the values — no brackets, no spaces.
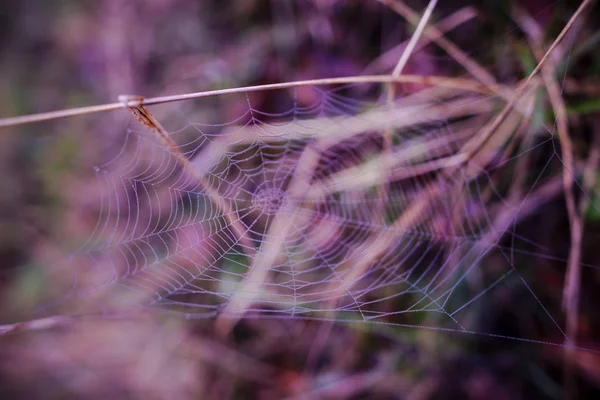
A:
0,0,600,399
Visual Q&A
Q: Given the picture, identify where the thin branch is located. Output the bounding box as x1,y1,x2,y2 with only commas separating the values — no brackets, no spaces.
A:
363,6,477,74
392,0,438,78
0,311,145,336
379,0,500,92
0,315,74,335
0,74,503,128
504,6,594,398
117,96,257,265
378,0,437,229
521,0,594,89
0,103,123,128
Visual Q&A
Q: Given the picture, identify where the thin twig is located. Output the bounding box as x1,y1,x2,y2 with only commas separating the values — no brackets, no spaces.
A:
377,0,438,226
391,0,438,78
378,0,501,93
0,311,147,336
363,6,477,74
0,74,503,128
0,315,74,335
118,95,257,270
513,6,592,399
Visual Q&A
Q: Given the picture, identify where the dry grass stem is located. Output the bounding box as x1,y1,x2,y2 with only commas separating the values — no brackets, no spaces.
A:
378,0,503,96
378,0,437,229
364,6,477,74
118,95,257,275
391,0,438,78
0,74,503,128
511,6,595,397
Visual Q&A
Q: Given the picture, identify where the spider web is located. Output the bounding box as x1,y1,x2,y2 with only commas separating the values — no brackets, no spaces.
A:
61,80,596,349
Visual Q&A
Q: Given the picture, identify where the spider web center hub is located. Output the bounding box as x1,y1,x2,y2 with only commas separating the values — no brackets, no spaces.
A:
253,187,289,215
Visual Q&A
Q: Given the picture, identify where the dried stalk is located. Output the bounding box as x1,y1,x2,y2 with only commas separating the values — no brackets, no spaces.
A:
0,74,501,128
118,95,257,270
364,6,478,74
378,0,502,95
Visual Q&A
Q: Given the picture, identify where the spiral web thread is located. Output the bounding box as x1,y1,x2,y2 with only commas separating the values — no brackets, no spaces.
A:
61,79,598,349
